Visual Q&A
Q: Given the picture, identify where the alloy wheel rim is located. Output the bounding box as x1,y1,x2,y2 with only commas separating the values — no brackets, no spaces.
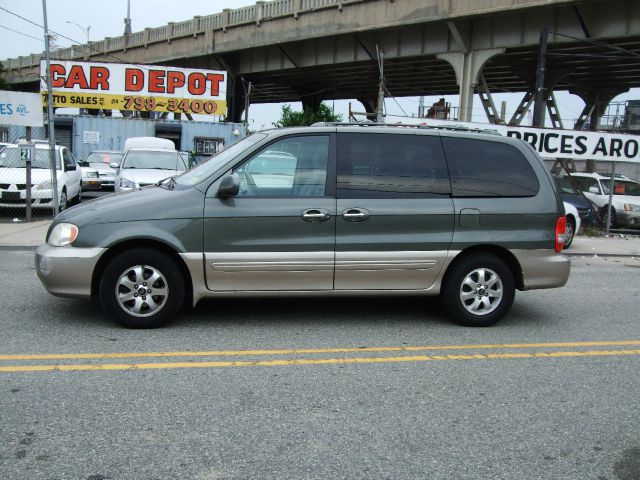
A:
115,265,169,317
459,267,503,316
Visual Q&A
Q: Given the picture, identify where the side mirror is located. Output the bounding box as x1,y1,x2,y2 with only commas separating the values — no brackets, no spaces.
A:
218,174,240,198
588,186,599,194
109,162,120,169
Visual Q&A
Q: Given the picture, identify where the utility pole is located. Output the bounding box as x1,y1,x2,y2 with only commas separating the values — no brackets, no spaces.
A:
418,95,425,117
124,0,132,35
532,27,549,127
42,0,60,215
375,45,385,123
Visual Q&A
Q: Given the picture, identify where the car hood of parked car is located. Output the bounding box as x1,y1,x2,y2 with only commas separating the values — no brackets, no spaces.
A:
119,168,182,185
0,168,62,185
560,191,593,209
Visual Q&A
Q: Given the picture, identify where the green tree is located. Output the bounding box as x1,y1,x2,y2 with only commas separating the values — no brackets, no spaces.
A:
273,103,342,127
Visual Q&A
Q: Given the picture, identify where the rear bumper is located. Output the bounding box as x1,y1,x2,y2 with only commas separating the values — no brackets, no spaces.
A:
512,249,571,290
35,244,107,298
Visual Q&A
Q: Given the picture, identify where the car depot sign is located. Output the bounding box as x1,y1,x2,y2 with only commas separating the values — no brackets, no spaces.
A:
40,60,227,116
0,90,43,127
384,115,640,163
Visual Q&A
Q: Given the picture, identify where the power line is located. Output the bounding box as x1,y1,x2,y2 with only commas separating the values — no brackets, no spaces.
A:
0,24,42,42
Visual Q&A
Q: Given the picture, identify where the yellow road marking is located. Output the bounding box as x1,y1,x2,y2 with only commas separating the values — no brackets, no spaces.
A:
1,340,640,361
0,349,638,373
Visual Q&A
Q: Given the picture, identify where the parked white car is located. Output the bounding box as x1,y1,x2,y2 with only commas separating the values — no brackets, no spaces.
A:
563,201,581,249
566,172,640,228
0,143,82,212
114,137,188,193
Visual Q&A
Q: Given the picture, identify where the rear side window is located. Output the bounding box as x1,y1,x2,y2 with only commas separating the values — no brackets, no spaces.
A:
443,137,539,197
337,133,450,198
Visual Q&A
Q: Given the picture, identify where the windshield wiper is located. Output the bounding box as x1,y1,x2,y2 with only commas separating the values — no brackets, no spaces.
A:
158,176,176,190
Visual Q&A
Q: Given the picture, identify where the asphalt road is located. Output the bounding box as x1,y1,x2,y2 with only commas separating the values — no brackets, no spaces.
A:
0,251,639,480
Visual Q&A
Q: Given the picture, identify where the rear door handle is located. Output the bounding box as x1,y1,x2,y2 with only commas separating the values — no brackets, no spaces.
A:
342,208,370,222
301,208,330,222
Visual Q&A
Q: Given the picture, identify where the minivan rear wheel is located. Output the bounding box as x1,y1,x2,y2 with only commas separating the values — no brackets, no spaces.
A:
99,248,185,328
442,253,515,327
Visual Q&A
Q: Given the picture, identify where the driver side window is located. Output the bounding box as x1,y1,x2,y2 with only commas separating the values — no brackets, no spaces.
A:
233,136,329,197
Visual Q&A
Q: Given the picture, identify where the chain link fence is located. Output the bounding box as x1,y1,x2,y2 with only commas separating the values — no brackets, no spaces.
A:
0,124,56,223
546,158,640,234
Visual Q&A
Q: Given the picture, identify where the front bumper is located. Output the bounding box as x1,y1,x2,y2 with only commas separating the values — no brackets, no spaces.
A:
0,188,57,208
81,179,102,191
617,210,640,228
35,244,107,299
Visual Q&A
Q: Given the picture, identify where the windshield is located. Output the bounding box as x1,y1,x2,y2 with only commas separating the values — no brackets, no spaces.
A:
86,151,123,167
0,147,61,169
554,176,579,194
174,133,267,187
601,179,640,196
121,150,187,171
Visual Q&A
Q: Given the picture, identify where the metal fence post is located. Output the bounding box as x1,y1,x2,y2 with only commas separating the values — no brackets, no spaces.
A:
605,162,616,236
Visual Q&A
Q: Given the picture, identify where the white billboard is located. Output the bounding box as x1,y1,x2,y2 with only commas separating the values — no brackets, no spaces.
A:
40,60,227,116
0,90,44,127
384,115,640,163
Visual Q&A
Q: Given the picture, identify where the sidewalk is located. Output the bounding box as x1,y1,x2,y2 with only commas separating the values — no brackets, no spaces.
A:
0,220,50,248
0,219,639,256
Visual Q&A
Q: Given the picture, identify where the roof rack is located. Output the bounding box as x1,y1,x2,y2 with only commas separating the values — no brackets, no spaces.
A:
310,121,501,135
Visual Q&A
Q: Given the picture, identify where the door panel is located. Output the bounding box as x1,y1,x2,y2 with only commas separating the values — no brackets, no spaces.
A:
334,132,454,290
203,134,336,291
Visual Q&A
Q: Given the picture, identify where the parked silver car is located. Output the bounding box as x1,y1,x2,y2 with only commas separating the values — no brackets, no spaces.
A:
81,150,123,189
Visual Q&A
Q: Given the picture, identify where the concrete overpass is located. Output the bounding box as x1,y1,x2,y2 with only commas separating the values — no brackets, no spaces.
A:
3,0,640,125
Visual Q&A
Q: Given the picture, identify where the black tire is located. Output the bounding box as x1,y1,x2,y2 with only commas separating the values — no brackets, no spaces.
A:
600,207,616,229
441,253,515,327
99,248,185,328
563,216,575,249
58,189,67,213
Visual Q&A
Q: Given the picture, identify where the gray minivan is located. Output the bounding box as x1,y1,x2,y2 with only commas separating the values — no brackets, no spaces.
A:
35,124,570,328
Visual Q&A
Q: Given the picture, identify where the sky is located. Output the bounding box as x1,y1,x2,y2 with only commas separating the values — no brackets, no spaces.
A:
0,0,637,129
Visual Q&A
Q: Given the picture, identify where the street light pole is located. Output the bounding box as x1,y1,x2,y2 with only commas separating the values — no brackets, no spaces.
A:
42,0,60,215
65,20,90,43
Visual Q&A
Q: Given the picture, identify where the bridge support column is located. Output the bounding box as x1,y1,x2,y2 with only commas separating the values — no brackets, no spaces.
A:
301,92,324,113
227,75,245,123
572,88,628,131
357,97,377,121
437,48,503,122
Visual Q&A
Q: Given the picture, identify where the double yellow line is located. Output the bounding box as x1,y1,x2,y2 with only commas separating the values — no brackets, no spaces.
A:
1,340,639,373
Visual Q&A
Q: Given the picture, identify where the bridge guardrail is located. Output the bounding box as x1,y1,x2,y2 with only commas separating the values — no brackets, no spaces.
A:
3,0,367,71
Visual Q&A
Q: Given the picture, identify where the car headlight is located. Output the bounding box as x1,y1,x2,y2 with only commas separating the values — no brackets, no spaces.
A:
48,223,79,247
84,171,99,178
120,177,136,189
35,180,52,191
624,203,640,212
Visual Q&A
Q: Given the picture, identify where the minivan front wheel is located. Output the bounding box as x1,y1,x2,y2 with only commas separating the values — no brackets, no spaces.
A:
442,253,515,327
99,248,185,328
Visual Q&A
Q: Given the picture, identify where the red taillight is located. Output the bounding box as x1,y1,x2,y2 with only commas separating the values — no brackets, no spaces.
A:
555,216,567,253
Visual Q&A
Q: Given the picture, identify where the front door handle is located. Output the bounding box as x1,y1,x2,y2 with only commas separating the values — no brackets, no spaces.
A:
342,208,370,222
301,208,330,222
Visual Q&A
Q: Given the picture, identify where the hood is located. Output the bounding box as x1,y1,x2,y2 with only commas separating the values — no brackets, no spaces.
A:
54,184,204,227
89,164,116,175
560,192,593,209
612,194,640,207
0,168,60,185
119,168,179,186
